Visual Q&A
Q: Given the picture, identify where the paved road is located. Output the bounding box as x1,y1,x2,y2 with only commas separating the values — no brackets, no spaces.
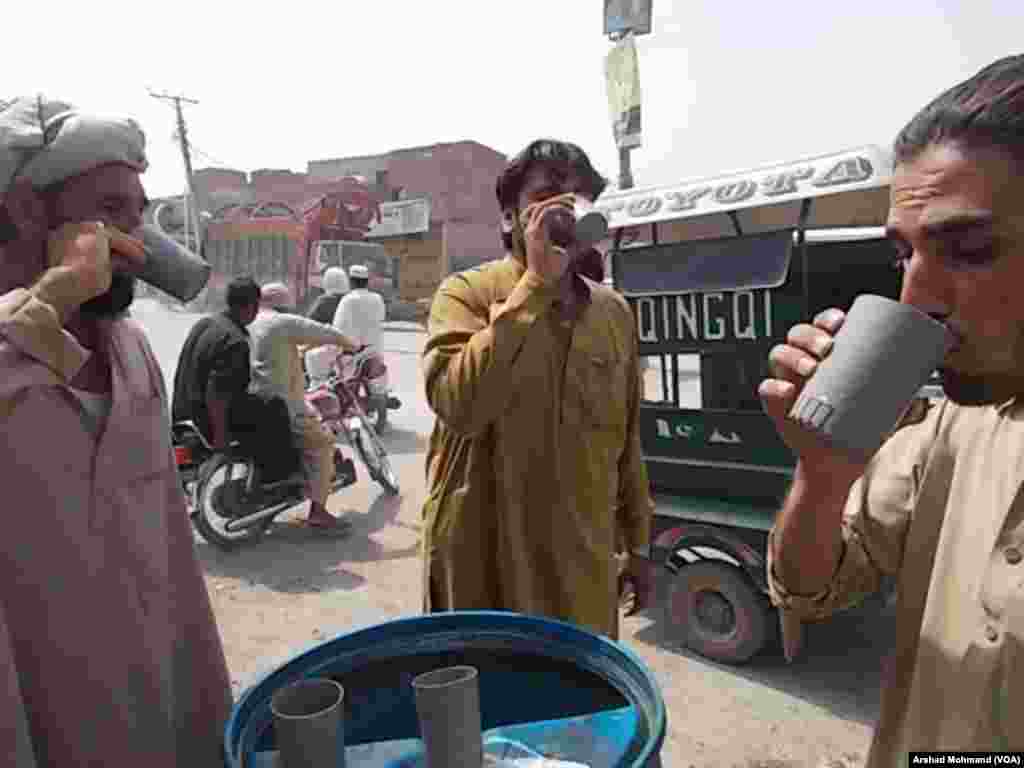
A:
134,298,888,768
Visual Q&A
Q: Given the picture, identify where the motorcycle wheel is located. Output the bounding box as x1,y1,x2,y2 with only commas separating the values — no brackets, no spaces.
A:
193,455,274,550
351,421,400,495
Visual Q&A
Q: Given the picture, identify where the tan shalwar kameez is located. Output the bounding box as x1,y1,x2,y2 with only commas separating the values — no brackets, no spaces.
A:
768,398,1024,765
421,256,653,640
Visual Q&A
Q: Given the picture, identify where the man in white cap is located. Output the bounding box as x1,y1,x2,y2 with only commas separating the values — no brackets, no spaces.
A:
332,264,390,421
249,281,358,530
0,96,231,765
332,263,386,353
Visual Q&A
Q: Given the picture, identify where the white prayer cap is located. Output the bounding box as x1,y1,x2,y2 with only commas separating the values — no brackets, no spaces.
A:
0,94,148,196
260,282,293,308
348,264,369,280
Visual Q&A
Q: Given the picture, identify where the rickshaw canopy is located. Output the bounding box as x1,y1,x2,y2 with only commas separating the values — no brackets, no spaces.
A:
597,145,894,243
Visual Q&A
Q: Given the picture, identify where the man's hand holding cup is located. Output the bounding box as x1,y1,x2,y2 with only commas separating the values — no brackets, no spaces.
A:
760,295,955,492
519,193,578,284
32,221,145,322
759,308,866,488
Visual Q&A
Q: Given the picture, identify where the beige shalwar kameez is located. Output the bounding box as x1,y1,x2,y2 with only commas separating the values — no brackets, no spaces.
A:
769,398,1024,765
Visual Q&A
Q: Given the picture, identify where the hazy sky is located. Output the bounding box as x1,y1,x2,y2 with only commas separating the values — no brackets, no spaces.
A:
5,1,1021,200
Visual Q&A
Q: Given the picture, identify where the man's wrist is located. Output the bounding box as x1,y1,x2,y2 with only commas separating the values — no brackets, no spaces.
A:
29,269,78,325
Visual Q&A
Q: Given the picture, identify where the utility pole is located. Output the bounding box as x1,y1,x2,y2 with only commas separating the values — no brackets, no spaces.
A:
149,91,203,252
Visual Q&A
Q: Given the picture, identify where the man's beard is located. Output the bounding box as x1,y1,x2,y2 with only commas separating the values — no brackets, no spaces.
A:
79,272,136,318
938,367,1024,406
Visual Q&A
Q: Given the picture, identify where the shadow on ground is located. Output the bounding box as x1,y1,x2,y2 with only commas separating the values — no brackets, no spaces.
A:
630,570,894,729
341,491,422,563
197,492,420,593
197,528,368,595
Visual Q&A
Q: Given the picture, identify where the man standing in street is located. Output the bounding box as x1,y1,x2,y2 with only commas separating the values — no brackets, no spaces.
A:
0,95,231,766
249,282,357,532
761,56,1024,762
420,139,653,640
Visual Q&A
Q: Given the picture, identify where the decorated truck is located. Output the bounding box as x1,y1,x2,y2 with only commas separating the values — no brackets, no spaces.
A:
196,176,385,311
599,146,930,663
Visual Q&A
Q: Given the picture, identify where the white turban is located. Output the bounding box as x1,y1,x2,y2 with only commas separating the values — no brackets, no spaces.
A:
1,94,148,196
322,266,349,295
260,282,293,308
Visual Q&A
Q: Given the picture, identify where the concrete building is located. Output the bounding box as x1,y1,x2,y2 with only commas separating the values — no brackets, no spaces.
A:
187,139,509,304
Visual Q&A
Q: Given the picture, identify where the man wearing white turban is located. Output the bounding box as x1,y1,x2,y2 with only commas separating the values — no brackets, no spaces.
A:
0,95,231,766
304,266,351,384
249,281,358,530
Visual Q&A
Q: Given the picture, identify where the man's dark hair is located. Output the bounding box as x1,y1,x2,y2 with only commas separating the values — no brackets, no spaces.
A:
226,276,260,310
894,54,1024,166
350,276,369,289
496,139,608,249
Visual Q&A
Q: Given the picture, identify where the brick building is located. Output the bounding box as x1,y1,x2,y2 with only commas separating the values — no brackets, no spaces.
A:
308,140,508,274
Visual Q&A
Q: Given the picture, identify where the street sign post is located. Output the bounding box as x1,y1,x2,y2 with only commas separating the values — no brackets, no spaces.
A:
604,1,651,190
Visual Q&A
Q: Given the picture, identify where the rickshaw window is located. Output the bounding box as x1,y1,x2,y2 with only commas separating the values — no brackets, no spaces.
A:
615,229,793,296
640,353,701,409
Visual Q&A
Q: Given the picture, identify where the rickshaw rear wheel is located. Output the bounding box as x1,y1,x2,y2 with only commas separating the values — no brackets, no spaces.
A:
666,560,769,664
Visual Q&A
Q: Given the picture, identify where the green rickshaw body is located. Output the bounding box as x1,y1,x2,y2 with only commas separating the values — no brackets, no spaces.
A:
599,146,913,662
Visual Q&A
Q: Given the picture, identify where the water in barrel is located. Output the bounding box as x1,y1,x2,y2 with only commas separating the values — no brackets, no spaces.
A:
227,613,666,768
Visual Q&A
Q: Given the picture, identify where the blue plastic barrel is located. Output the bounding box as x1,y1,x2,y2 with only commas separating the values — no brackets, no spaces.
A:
225,611,666,767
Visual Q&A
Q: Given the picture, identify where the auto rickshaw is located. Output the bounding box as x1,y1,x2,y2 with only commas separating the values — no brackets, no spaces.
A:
598,146,933,663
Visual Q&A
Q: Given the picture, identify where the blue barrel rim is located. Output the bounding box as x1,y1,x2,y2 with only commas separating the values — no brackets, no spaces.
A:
225,610,667,767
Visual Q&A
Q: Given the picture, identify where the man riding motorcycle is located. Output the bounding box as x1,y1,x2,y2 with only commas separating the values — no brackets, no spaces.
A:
249,282,358,532
172,276,301,485
332,264,386,353
304,266,349,384
331,264,392,421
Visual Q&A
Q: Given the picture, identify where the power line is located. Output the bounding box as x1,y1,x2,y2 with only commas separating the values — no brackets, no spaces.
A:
190,143,238,170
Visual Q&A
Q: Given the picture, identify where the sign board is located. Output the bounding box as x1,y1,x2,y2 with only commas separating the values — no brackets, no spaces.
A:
366,198,431,239
604,0,653,36
596,146,893,230
605,34,642,149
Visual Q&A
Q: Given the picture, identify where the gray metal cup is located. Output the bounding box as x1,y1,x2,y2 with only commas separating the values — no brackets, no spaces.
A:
789,294,955,459
412,665,483,768
136,224,211,303
270,677,346,768
572,199,610,247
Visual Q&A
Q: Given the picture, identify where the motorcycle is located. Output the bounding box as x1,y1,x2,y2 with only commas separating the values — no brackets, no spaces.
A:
173,366,400,551
310,345,401,431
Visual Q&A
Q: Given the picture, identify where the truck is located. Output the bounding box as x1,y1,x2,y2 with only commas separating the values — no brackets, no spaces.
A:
197,176,385,311
598,145,935,663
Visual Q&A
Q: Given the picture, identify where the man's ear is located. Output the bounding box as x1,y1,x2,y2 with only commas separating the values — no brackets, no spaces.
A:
2,180,48,243
500,207,516,236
